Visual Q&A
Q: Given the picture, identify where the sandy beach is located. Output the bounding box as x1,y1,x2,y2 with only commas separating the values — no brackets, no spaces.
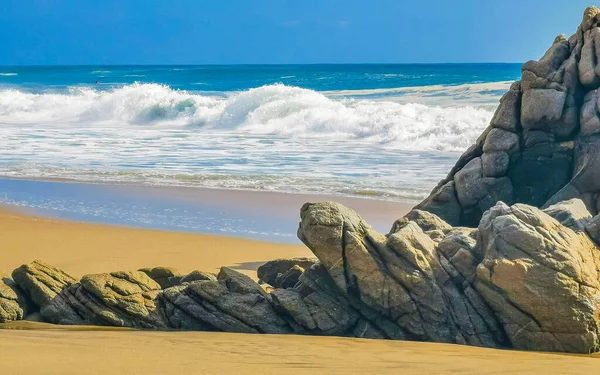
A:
0,323,598,374
0,202,599,374
0,205,312,278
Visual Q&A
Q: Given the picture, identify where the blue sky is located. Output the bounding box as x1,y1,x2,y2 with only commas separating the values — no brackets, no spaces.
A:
0,0,596,65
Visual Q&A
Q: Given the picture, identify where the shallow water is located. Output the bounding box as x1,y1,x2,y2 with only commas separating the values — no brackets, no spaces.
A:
0,178,408,242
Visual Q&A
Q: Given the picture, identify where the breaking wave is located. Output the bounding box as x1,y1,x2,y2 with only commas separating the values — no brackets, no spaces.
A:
0,83,496,152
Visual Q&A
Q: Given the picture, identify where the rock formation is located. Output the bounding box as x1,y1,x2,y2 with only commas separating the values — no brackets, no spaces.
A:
416,6,600,227
160,267,293,333
297,202,506,347
475,202,600,353
42,271,168,328
11,260,76,309
3,5,600,356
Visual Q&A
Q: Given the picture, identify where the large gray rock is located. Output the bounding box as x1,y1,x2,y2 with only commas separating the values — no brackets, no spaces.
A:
41,271,168,328
475,202,600,353
0,275,33,323
12,260,76,309
271,264,366,337
298,201,506,347
159,267,292,334
416,7,600,226
297,200,600,353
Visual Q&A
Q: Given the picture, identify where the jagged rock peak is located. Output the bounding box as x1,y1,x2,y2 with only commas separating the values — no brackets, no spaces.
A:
416,6,600,227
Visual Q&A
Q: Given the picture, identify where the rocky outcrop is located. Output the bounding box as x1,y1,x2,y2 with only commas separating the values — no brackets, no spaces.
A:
415,6,600,227
160,267,292,333
42,271,168,328
298,202,506,347
11,260,76,309
475,202,600,353
3,199,600,353
0,275,33,323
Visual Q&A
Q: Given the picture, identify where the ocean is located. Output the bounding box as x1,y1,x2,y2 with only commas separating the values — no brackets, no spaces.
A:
0,64,522,204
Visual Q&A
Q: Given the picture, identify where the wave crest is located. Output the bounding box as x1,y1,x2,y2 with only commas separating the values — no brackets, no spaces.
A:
0,83,495,152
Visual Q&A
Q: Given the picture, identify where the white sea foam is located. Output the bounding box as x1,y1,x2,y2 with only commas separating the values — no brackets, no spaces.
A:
0,83,496,152
0,82,500,199
324,81,511,108
0,73,17,76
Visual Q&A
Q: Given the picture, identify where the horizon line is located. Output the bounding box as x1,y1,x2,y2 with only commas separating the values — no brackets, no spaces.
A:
0,62,525,68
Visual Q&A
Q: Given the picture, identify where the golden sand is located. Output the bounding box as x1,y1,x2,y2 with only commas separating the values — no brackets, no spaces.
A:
0,324,597,375
0,207,312,278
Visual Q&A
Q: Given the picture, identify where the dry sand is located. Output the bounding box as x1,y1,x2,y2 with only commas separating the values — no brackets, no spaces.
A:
0,206,312,278
0,206,598,374
0,324,598,374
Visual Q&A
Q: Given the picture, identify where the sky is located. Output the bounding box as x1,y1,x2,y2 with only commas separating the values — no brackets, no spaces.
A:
0,0,597,65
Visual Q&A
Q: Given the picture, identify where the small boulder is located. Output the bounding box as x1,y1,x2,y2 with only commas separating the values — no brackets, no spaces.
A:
139,267,182,289
585,213,600,245
388,209,452,235
180,270,217,284
273,265,304,289
257,258,317,287
543,198,592,232
139,267,216,288
12,260,76,309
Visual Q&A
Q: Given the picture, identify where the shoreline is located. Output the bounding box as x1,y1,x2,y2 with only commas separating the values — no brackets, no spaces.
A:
0,175,422,204
0,177,413,242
